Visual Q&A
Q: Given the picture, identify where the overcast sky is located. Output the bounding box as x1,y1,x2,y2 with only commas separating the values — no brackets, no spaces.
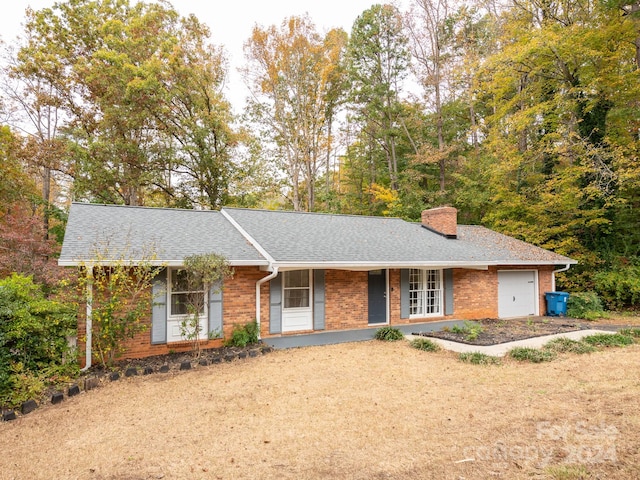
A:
1,0,408,111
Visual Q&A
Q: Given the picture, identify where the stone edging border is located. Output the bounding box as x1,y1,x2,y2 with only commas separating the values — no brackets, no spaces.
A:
1,344,274,422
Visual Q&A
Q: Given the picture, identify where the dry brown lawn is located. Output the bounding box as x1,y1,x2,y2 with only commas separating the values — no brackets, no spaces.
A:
1,339,639,480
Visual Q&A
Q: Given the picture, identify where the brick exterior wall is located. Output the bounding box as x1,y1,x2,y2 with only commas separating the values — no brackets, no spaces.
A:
77,266,269,367
77,264,557,364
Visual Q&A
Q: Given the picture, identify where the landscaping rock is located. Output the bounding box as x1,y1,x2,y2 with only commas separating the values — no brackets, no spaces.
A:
143,366,154,375
68,384,81,397
211,355,222,364
238,351,247,359
249,349,259,358
198,358,209,366
84,376,99,391
2,411,17,422
109,372,120,381
21,399,37,415
125,367,138,377
159,365,170,373
51,392,64,404
179,361,191,370
224,353,236,362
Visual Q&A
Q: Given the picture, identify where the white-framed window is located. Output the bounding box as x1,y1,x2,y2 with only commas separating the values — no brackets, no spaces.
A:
409,269,442,317
283,270,311,309
168,268,206,317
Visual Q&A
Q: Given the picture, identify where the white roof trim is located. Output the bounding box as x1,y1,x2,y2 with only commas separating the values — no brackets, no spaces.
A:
271,259,576,271
58,259,270,267
221,208,276,265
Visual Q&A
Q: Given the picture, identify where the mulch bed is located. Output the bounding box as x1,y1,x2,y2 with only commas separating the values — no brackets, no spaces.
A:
414,316,589,346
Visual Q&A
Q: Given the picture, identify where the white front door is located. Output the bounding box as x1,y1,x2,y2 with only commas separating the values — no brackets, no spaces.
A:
498,270,538,318
282,270,313,332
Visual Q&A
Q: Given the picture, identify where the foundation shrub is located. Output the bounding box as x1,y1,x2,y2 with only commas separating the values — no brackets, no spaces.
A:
225,321,259,347
374,326,404,341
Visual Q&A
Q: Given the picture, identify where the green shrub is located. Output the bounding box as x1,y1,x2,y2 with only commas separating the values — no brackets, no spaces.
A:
374,326,404,341
566,292,605,320
451,324,465,334
582,333,634,347
410,338,440,352
4,363,46,409
450,321,483,341
458,352,501,365
0,274,77,408
543,338,596,355
508,347,557,363
593,266,640,309
224,321,259,347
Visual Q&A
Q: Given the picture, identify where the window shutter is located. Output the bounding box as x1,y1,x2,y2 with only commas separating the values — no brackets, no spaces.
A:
269,273,282,334
208,280,223,338
151,268,167,344
400,269,410,319
313,269,325,330
444,268,454,315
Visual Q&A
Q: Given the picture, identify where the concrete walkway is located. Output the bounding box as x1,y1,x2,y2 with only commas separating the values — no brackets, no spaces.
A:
263,320,469,349
263,321,621,356
406,329,618,357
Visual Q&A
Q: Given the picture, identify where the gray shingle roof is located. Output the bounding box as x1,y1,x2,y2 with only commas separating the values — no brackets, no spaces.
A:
59,203,575,268
456,225,575,264
222,208,575,268
58,203,269,266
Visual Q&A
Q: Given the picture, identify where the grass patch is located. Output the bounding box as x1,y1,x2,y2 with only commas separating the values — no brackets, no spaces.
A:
374,326,404,341
582,333,634,347
543,337,596,355
508,347,557,363
619,327,640,339
450,321,483,341
545,464,589,479
410,338,440,352
458,352,501,365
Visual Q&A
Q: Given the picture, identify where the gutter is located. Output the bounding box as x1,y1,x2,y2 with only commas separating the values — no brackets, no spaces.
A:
552,264,572,292
81,265,94,372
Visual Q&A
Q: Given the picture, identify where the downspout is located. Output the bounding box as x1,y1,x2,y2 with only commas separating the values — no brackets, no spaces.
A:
552,264,571,292
81,264,94,372
220,209,278,341
255,267,279,340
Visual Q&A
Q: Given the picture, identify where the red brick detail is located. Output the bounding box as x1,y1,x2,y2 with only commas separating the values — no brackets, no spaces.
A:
325,270,369,329
78,264,559,364
421,207,457,237
77,266,267,367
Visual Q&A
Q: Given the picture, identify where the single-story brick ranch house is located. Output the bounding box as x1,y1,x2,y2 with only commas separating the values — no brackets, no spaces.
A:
59,203,576,366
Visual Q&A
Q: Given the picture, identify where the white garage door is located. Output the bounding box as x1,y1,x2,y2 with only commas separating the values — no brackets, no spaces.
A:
498,270,537,318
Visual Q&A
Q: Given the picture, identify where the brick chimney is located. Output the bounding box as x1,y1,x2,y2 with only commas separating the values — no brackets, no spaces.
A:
421,207,458,239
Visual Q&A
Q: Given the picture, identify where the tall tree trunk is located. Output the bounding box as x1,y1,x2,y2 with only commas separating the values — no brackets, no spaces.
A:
435,79,445,192
42,166,50,240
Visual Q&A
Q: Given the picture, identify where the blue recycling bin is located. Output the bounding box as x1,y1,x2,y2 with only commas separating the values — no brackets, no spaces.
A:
545,292,569,316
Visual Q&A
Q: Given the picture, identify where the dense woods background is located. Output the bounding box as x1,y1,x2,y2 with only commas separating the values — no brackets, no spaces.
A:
1,0,639,306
